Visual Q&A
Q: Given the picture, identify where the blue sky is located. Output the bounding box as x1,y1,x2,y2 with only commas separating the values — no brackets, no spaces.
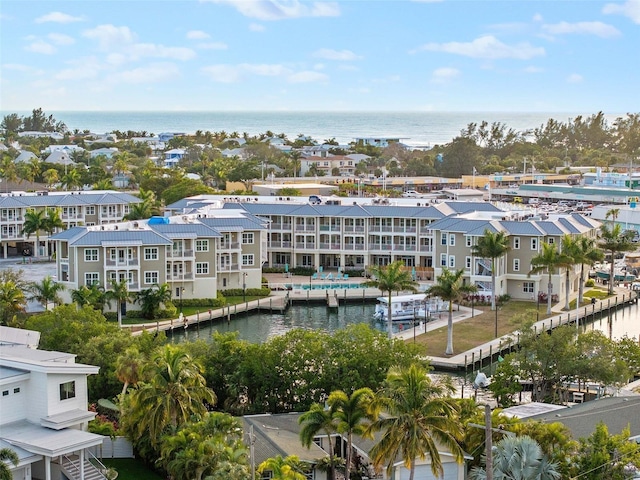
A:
1,0,639,112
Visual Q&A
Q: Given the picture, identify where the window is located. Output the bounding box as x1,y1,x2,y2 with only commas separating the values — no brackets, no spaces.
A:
548,237,555,244
144,271,159,285
449,234,455,246
513,237,520,249
144,247,158,260
84,248,98,262
196,239,209,252
531,238,538,250
60,381,76,400
523,281,535,293
2,390,7,396
242,232,254,244
441,233,447,246
466,236,472,247
449,255,455,268
85,272,99,286
513,259,520,272
242,254,254,266
196,262,209,274
440,253,447,266
13,387,20,394
465,256,472,269
86,206,95,215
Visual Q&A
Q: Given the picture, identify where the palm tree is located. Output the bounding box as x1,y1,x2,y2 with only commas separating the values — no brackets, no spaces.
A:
135,283,172,320
0,280,27,325
328,388,376,480
471,229,510,310
61,168,82,190
42,168,59,188
573,236,604,304
27,275,64,310
93,178,113,190
598,223,635,294
124,200,154,221
559,235,580,311
257,455,308,480
366,364,464,480
43,207,64,258
299,403,338,480
529,243,569,315
115,346,143,396
425,268,477,355
70,283,106,310
0,447,19,480
469,435,560,480
105,279,132,328
123,344,216,446
21,209,47,258
364,261,419,338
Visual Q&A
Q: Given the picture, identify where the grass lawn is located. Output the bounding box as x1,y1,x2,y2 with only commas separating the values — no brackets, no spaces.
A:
102,458,163,480
412,301,543,357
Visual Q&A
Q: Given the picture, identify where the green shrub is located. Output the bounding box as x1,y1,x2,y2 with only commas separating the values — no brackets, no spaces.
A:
343,269,364,277
585,279,596,287
104,312,118,322
219,287,270,297
263,267,285,274
291,266,315,276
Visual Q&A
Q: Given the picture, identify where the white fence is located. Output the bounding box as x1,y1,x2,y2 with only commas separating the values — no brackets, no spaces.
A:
90,436,134,459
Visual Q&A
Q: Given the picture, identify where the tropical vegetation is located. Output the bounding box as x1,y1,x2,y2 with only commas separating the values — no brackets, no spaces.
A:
471,229,510,311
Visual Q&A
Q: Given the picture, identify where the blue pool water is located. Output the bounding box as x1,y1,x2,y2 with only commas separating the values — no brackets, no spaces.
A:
285,283,364,290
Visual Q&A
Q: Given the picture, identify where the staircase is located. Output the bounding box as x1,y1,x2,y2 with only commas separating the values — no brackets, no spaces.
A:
61,454,108,480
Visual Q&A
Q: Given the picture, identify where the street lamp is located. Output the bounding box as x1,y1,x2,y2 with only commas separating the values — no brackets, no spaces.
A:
243,272,247,302
494,301,499,338
180,287,185,314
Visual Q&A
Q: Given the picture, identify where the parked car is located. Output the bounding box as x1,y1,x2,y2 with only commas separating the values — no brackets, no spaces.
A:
402,190,424,198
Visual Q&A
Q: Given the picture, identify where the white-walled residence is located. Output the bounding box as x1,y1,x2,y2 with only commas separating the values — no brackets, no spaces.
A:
0,326,106,480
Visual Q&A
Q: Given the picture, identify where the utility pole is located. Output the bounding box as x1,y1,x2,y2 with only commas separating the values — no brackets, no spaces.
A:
485,404,493,480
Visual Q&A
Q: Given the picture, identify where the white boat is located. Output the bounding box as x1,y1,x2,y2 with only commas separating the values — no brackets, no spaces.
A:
373,293,427,321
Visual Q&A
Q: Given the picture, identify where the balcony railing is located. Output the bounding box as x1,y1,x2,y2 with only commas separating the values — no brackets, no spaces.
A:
319,225,341,232
344,244,366,251
268,241,292,248
166,273,194,281
167,249,194,258
217,264,239,272
295,242,316,249
0,216,22,222
419,245,433,252
219,242,240,250
271,223,293,230
319,242,330,249
295,225,315,232
105,259,139,267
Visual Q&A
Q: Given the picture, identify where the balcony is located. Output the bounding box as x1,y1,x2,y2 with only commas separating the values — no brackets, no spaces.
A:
419,245,433,252
1,232,21,239
105,258,139,267
344,244,365,251
420,228,434,235
330,243,341,250
166,273,194,281
0,216,22,222
319,225,341,232
295,242,316,249
269,241,292,249
295,225,315,232
167,249,194,258
62,214,84,220
217,264,239,272
219,242,240,250
319,242,330,249
271,223,293,230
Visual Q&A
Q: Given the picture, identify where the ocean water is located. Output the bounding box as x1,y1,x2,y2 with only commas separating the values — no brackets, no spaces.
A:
8,110,624,147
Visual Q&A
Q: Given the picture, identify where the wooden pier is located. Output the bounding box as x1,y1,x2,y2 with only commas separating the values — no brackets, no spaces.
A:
426,290,639,373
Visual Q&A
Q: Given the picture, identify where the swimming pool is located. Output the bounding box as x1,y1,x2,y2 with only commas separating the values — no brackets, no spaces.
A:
285,283,365,290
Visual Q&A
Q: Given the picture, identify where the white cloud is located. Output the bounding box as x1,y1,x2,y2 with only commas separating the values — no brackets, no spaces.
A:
204,0,340,20
2,63,44,75
48,33,75,45
414,35,545,60
313,48,361,61
567,73,583,83
249,23,266,32
82,24,136,50
542,21,620,38
288,70,328,83
431,67,460,84
129,43,196,61
55,59,102,81
603,0,640,24
187,30,210,40
524,66,544,73
202,63,291,82
532,13,544,22
111,63,182,84
24,40,56,54
198,42,228,50
35,12,83,24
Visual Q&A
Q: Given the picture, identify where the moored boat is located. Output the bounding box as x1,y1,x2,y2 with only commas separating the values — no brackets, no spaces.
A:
373,293,427,321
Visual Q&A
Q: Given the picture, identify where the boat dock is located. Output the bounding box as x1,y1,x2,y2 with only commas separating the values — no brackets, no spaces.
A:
414,289,639,373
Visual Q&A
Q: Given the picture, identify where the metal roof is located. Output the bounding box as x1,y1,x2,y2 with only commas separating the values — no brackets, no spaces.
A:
50,226,87,241
557,217,581,234
500,221,544,236
200,217,267,230
67,230,172,247
535,221,566,235
149,223,222,237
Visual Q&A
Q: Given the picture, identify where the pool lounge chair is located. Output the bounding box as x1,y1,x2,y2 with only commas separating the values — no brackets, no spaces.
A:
312,273,318,280
321,274,326,280
327,273,333,280
343,273,349,280
335,273,342,280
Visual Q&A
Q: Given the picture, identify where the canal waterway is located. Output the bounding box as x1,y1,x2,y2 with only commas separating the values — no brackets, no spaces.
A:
171,297,640,345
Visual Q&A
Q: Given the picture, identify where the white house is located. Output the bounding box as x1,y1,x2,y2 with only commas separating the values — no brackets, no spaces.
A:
0,326,106,480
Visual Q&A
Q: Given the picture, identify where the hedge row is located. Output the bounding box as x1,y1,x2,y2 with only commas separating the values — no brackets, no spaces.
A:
219,287,271,297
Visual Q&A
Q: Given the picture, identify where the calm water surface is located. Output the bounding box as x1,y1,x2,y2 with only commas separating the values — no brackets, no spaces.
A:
172,299,640,345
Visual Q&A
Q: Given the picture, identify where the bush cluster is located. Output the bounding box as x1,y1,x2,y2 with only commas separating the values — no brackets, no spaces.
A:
219,287,271,297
